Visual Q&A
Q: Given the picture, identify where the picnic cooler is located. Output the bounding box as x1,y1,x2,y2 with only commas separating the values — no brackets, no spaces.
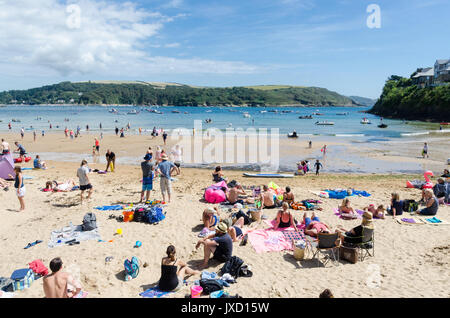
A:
10,268,35,291
339,246,358,264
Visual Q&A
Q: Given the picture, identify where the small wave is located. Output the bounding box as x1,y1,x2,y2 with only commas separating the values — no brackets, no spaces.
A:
401,132,430,136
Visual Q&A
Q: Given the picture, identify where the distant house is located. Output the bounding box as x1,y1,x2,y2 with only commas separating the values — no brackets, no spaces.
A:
412,67,434,87
434,59,450,84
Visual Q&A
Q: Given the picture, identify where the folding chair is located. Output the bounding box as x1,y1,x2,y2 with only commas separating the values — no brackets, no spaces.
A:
310,232,340,267
356,227,374,262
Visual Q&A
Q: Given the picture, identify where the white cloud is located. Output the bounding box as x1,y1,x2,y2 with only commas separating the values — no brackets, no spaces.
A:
0,0,259,79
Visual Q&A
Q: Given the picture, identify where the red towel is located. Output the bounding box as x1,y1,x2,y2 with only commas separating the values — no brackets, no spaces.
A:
29,259,49,276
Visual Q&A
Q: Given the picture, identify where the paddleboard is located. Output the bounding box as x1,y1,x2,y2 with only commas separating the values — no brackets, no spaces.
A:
243,173,294,178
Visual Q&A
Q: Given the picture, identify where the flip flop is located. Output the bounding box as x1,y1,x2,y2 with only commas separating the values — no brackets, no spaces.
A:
24,240,43,249
67,241,80,246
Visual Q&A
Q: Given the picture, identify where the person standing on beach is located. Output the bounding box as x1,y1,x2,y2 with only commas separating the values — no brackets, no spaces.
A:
115,127,119,136
42,130,45,137
99,123,102,130
77,160,93,204
163,130,168,145
140,154,154,203
33,130,36,142
8,122,11,130
64,127,68,138
105,149,116,172
14,141,26,161
86,124,89,132
9,166,25,211
309,141,312,148
156,154,180,203
422,143,429,158
20,128,24,139
321,145,327,156
314,160,323,176
94,138,100,155
1,139,10,155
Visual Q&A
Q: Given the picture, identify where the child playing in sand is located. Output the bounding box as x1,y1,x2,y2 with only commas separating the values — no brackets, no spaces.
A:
364,204,385,219
339,198,358,219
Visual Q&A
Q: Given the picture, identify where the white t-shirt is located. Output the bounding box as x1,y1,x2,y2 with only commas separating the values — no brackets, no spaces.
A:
1,141,9,151
171,147,182,162
77,166,90,186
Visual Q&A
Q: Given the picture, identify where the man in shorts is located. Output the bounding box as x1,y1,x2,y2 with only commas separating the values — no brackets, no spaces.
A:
156,154,180,203
195,222,233,269
140,154,154,202
77,160,93,204
105,149,116,172
14,141,26,160
1,138,10,155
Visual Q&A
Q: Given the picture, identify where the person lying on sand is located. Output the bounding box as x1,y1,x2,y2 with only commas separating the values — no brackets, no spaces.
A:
274,202,299,231
302,212,331,237
364,204,385,219
222,217,245,242
158,245,201,292
195,222,233,269
45,180,76,192
338,198,358,219
43,257,82,298
202,207,221,230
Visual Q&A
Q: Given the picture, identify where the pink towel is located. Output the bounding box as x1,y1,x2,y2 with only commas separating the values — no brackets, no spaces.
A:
247,229,293,254
264,219,305,231
334,208,361,220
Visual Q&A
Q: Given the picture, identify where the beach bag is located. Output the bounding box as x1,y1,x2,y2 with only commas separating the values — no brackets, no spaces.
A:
301,200,314,210
402,200,418,212
219,256,244,278
339,246,358,264
199,279,223,295
10,268,35,291
124,257,139,279
133,208,146,223
145,206,166,224
0,277,14,292
81,213,97,231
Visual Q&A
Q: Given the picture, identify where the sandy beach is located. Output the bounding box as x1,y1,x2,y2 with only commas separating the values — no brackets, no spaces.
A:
1,130,449,298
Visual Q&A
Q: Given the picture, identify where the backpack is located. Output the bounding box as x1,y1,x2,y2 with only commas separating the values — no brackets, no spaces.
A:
124,257,139,279
402,200,419,212
133,208,146,223
219,256,244,278
199,279,223,295
82,213,97,231
145,206,165,224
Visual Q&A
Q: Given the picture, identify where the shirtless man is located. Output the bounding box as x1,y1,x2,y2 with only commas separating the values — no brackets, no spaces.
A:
259,185,277,209
43,258,82,298
226,184,247,205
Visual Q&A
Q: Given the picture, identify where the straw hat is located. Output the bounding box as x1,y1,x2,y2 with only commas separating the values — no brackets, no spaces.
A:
205,207,215,215
216,222,228,234
362,211,374,228
161,154,169,160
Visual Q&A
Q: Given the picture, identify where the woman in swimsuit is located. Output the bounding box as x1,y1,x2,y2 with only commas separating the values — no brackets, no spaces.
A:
283,186,295,205
202,207,221,230
303,212,331,237
222,217,245,242
274,202,298,231
158,245,200,292
339,198,357,219
212,166,226,183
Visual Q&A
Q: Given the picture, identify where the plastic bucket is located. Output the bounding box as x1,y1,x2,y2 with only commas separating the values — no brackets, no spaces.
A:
293,246,305,260
190,285,203,298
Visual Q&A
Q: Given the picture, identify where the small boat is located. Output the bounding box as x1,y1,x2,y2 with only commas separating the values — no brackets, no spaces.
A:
336,112,349,116
281,110,293,113
361,118,371,124
127,110,139,115
260,110,267,114
171,110,180,113
268,110,278,113
299,115,313,119
288,132,299,138
378,124,388,128
243,113,251,118
313,113,324,116
109,108,118,113
206,110,212,113
315,121,334,126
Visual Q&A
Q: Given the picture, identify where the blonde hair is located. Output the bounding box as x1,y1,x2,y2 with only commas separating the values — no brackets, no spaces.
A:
341,198,350,207
391,193,399,201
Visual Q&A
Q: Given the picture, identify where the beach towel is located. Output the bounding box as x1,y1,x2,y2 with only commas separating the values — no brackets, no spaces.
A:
48,223,102,248
247,229,293,253
282,230,305,242
140,287,173,298
264,219,305,231
94,205,123,211
395,217,425,225
419,216,450,225
334,208,362,220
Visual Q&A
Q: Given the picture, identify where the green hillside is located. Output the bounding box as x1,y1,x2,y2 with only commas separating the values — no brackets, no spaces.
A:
0,81,358,107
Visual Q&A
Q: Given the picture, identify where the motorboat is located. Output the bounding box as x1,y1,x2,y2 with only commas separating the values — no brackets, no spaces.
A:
315,121,334,126
336,112,349,115
361,118,371,124
243,113,251,118
378,124,388,128
288,131,299,138
109,108,118,113
127,110,139,115
172,110,180,113
299,115,313,119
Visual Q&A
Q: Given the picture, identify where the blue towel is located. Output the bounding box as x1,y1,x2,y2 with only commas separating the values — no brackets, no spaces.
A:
201,271,218,280
139,287,172,298
94,205,123,211
425,217,442,224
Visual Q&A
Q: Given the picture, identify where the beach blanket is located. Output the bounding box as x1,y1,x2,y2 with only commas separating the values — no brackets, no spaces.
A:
140,287,173,298
48,223,101,248
334,208,362,220
248,229,293,253
419,216,450,225
395,217,425,225
94,205,123,211
282,230,305,242
325,189,371,199
264,219,305,231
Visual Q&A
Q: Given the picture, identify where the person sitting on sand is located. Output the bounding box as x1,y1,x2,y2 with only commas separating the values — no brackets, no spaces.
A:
302,212,331,237
338,198,358,219
274,202,298,231
212,166,227,183
222,217,245,242
386,193,403,217
364,204,385,219
226,183,250,205
441,169,450,178
158,245,200,292
33,155,47,170
202,207,221,230
431,178,449,204
195,222,233,269
258,185,277,209
283,186,295,205
337,212,374,245
43,257,83,298
418,189,439,216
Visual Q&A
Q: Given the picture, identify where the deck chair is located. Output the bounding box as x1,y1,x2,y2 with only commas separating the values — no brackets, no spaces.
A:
310,232,340,267
356,227,374,262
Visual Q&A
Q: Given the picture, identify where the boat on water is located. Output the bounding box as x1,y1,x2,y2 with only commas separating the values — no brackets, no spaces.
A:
243,113,251,118
206,110,212,113
313,113,324,116
287,131,298,138
378,124,388,128
336,112,349,116
127,110,139,115
260,110,267,114
172,110,180,113
299,115,313,119
109,108,118,113
315,121,334,126
268,110,278,113
281,110,293,113
360,118,371,124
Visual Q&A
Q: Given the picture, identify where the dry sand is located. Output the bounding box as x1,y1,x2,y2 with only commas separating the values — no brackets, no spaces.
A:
0,132,449,298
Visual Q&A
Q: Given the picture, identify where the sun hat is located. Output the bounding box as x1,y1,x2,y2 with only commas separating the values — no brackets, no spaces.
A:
216,222,228,234
205,207,215,215
144,154,152,161
362,211,374,228
161,154,169,160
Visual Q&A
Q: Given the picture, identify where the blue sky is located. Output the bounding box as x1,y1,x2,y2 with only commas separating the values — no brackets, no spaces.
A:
0,0,449,98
